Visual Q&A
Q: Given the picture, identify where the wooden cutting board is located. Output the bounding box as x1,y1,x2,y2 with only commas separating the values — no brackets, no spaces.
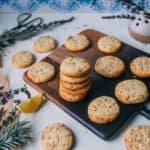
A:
24,29,150,140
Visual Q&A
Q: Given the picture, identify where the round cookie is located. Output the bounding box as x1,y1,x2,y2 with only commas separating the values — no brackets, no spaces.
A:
60,72,90,84
12,51,35,68
95,56,125,78
60,79,90,90
124,125,150,150
27,61,55,83
115,79,149,104
41,123,74,150
59,88,86,102
60,82,91,95
130,56,150,78
64,34,89,52
60,57,91,77
88,96,120,124
33,36,56,53
97,36,122,54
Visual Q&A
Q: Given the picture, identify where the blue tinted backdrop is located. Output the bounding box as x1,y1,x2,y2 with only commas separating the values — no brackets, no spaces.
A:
0,0,149,13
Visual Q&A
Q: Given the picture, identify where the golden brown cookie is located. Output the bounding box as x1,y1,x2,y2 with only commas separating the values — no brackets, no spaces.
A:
95,56,125,78
97,36,122,54
124,125,150,150
60,82,91,95
27,61,55,83
64,34,89,52
60,72,90,84
60,57,91,77
33,36,56,53
88,96,120,124
115,79,149,104
12,51,35,68
130,56,150,78
60,79,90,90
59,88,86,102
41,123,74,150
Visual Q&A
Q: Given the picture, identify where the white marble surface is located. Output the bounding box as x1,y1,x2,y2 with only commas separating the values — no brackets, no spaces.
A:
0,13,150,150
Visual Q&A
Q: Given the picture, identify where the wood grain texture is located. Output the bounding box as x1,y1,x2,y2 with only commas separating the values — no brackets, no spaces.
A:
24,29,150,140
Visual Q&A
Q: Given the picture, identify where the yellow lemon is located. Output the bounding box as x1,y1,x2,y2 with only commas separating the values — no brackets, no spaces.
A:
16,93,43,113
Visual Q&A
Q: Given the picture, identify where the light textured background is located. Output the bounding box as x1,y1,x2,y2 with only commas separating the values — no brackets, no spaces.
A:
0,0,150,13
0,12,150,150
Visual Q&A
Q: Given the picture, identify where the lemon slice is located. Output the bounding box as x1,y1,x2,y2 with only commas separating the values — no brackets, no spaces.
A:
16,93,43,113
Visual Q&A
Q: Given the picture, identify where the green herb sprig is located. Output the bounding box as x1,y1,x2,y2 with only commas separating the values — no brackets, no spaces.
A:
0,13,74,51
0,119,32,150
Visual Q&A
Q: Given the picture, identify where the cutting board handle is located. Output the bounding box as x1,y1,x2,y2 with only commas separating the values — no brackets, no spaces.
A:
140,105,150,120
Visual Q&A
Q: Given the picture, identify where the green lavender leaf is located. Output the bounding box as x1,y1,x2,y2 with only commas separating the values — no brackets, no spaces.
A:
0,119,32,150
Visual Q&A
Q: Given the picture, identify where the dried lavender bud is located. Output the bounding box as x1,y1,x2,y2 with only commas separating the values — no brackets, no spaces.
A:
20,87,25,92
102,14,135,20
13,99,21,104
20,85,31,98
24,90,31,98
13,89,19,95
117,15,121,18
0,97,8,105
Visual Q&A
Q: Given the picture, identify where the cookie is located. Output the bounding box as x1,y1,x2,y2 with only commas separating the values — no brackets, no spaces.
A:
64,34,89,52
60,72,90,84
88,96,120,124
60,79,90,90
95,56,125,78
27,61,55,83
60,82,91,95
97,36,122,54
41,123,74,150
33,36,56,53
130,56,150,78
59,88,86,102
60,57,91,77
12,51,35,68
115,79,149,104
124,125,150,150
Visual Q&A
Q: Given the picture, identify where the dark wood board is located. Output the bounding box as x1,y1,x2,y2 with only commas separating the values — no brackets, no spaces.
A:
24,29,150,140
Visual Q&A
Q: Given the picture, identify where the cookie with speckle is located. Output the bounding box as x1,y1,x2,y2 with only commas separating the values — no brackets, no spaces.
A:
115,79,149,104
95,56,125,78
60,72,90,84
124,125,150,150
97,36,122,54
59,88,86,102
60,79,90,90
60,57,91,77
41,123,74,150
64,34,89,52
33,36,56,53
60,82,91,95
88,96,120,124
27,61,55,83
130,56,150,78
12,51,35,68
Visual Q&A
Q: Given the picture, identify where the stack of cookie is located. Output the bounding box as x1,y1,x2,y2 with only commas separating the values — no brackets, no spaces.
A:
59,57,91,102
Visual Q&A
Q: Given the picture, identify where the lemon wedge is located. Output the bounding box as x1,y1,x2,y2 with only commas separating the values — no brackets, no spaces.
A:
16,93,43,113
